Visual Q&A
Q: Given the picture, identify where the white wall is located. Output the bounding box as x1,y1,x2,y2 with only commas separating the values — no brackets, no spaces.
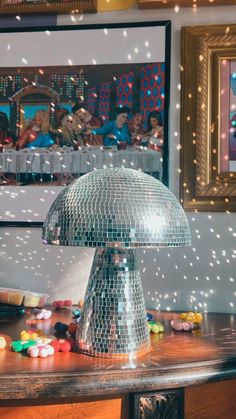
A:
1,5,236,312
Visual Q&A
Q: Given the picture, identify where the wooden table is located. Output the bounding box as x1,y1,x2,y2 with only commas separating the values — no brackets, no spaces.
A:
1,309,236,418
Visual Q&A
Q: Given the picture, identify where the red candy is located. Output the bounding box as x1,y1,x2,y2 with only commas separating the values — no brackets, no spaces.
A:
50,338,74,353
60,341,71,353
53,300,64,308
66,337,75,349
53,300,72,308
64,300,72,307
50,340,61,352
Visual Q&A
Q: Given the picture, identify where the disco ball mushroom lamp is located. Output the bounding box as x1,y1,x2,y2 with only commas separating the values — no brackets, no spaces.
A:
42,168,191,358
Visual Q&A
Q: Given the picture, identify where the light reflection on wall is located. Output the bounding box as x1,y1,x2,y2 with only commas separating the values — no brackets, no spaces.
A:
1,3,236,312
0,228,93,303
0,210,236,313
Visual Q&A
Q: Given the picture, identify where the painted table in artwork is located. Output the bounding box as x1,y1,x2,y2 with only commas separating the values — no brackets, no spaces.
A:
0,309,236,418
0,147,163,181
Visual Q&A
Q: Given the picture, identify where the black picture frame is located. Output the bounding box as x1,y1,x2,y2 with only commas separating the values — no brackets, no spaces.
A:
0,20,171,226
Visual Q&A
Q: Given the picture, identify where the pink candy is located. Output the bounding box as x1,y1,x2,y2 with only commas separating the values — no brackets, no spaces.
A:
27,343,54,358
171,319,195,331
34,309,52,320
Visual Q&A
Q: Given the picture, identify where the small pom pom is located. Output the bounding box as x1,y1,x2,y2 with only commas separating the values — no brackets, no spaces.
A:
54,322,68,333
64,300,72,307
60,340,71,353
50,340,61,353
68,323,77,336
66,337,75,349
28,347,39,358
0,337,6,350
38,346,48,358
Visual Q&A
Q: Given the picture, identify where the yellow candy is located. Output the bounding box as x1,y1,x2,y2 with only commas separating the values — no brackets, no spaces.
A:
20,332,30,340
186,312,195,322
147,322,152,332
178,311,203,325
194,313,203,324
151,324,160,334
156,321,164,332
0,336,6,349
20,329,44,341
30,332,38,340
178,313,187,321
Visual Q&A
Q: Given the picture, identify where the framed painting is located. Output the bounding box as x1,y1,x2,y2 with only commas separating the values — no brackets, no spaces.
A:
181,24,236,212
0,0,97,15
138,0,236,8
0,21,171,226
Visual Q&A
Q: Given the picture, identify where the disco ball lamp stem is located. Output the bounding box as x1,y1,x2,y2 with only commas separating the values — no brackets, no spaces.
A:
76,248,150,358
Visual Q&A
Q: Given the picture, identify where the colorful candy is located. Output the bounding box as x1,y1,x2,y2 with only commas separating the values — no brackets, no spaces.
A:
59,340,71,353
78,300,84,309
50,338,74,353
54,322,68,333
11,339,36,352
31,308,52,320
178,311,203,325
53,300,72,308
72,308,81,318
68,322,78,336
148,321,164,334
50,340,61,353
35,336,56,345
147,312,154,321
0,337,6,349
171,319,195,331
20,329,44,341
27,343,55,358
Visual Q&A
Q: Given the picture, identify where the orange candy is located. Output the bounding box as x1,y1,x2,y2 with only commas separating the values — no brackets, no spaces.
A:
68,323,78,336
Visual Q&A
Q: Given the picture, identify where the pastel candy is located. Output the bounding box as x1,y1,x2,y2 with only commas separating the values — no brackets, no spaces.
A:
171,319,194,331
43,310,52,320
38,346,49,358
147,322,152,332
156,321,164,332
148,321,164,334
28,343,55,358
35,309,52,320
45,345,54,356
28,347,39,357
171,320,183,331
151,324,160,334
182,321,193,331
35,311,44,320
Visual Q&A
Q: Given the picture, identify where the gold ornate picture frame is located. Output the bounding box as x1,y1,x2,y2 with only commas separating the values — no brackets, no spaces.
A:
181,24,236,212
0,0,97,15
138,0,236,8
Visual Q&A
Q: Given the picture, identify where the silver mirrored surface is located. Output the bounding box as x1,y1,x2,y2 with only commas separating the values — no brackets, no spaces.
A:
42,168,191,248
77,248,150,358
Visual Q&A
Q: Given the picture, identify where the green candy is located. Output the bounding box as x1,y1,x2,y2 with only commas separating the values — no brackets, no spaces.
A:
11,339,36,352
148,321,165,334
